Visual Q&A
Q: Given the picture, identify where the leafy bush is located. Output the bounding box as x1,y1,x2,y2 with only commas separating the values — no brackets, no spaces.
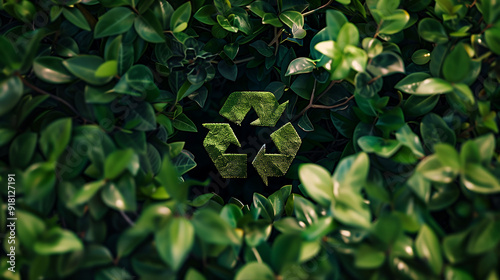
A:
1,0,500,279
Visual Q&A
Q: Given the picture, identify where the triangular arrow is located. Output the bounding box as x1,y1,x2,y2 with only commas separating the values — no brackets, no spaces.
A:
252,122,301,185
219,91,289,126
203,123,247,178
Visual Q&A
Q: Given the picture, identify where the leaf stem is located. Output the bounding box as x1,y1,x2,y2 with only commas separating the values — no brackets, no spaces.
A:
302,0,333,17
16,73,81,117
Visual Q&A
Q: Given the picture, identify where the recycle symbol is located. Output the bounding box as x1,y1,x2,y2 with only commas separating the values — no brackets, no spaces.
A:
203,91,302,185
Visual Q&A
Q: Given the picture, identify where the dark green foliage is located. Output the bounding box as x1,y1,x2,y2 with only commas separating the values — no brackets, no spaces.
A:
0,0,500,279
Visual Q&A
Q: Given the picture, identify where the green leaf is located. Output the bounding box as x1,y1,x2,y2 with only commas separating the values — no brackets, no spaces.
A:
185,268,207,280
358,136,402,157
33,56,74,84
104,149,135,179
332,152,370,192
134,10,165,43
173,113,197,132
194,5,217,25
403,95,439,117
223,43,239,60
362,37,383,58
34,228,83,255
326,9,347,39
235,262,275,280
63,56,113,86
285,57,316,76
467,216,500,254
271,234,302,273
355,244,386,268
301,216,336,241
378,10,409,34
415,224,443,275
411,49,431,65
268,185,292,218
253,193,274,221
217,60,237,81
279,10,303,29
367,51,405,76
442,43,471,83
331,189,372,228
462,163,500,194
23,162,56,203
94,7,136,38
9,132,37,169
0,75,23,117
39,118,72,161
420,113,456,151
418,18,448,44
95,60,118,78
156,217,194,271
417,154,457,183
299,164,333,206
217,15,238,33
485,25,500,55
170,2,192,33
415,78,453,94
0,36,21,71
70,179,107,205
192,209,241,245
395,124,425,158
101,174,137,211
395,72,431,94
62,7,91,31
337,22,359,49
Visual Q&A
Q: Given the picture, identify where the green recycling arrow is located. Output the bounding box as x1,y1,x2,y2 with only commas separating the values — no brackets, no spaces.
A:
203,91,301,184
219,91,289,126
252,122,301,185
203,123,247,178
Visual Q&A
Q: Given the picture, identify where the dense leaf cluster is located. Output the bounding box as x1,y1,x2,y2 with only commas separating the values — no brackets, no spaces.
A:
1,0,500,279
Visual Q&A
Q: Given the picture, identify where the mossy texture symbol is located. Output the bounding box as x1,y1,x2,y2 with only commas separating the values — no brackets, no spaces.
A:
203,91,301,185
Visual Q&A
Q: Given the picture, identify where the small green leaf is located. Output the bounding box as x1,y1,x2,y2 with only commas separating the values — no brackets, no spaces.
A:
104,149,135,179
194,5,217,25
355,244,386,268
411,49,431,65
39,118,72,161
34,228,83,255
71,180,107,206
62,7,91,31
462,163,500,194
95,60,118,78
63,56,113,86
418,18,448,44
442,43,471,83
367,51,405,76
33,56,74,84
235,262,274,280
170,2,192,33
156,217,194,271
415,224,443,275
134,10,165,43
173,113,198,132
285,57,316,76
191,209,241,245
101,174,137,211
94,7,136,38
358,136,402,157
0,75,23,117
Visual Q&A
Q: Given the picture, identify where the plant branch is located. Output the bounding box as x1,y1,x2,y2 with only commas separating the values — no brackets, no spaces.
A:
311,95,354,109
17,73,81,117
268,29,284,46
303,0,333,17
120,210,135,227
233,56,255,64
